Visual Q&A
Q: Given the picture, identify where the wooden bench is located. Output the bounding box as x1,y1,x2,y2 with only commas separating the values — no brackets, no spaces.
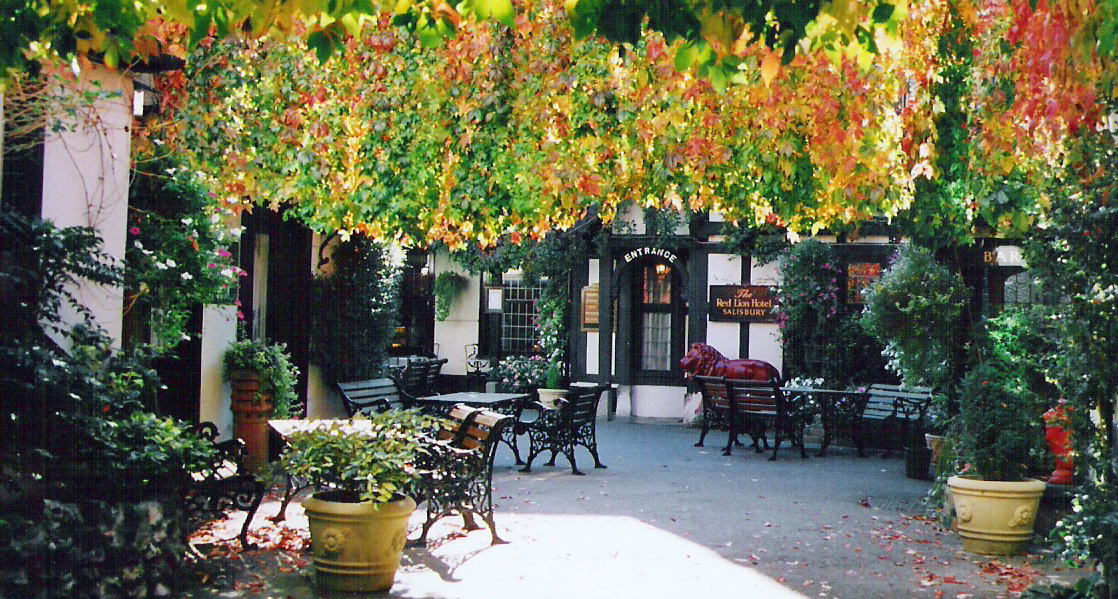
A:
182,422,267,549
693,376,807,460
519,385,608,475
726,377,808,460
854,384,934,457
412,404,513,546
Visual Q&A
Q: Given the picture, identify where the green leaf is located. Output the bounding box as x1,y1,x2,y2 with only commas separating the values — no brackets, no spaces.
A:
189,12,211,48
340,12,362,37
417,25,442,47
710,65,727,93
674,43,697,71
871,3,894,23
307,31,332,62
476,0,515,27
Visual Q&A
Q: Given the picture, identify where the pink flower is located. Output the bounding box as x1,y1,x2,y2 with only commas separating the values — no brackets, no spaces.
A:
237,311,245,320
207,263,216,269
234,299,242,307
129,227,140,236
216,248,232,258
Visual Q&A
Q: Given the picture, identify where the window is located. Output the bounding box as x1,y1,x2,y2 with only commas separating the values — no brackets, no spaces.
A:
1003,271,1044,306
847,262,882,305
500,280,542,355
639,264,673,371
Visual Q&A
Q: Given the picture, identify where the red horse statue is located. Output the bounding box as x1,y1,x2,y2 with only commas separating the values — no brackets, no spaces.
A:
680,343,780,382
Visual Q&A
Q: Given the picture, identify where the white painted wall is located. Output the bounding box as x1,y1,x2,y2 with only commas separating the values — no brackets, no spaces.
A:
629,385,688,421
706,253,742,358
200,304,238,440
432,252,480,377
39,65,133,348
584,259,600,376
750,256,783,376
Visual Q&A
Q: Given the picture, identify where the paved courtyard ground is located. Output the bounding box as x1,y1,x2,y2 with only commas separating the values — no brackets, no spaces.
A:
183,419,1087,599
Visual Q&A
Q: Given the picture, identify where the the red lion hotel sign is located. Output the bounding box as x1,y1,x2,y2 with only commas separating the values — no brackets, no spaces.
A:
708,285,778,323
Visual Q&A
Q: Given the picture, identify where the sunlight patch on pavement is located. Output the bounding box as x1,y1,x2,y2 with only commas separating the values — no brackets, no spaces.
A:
392,512,811,599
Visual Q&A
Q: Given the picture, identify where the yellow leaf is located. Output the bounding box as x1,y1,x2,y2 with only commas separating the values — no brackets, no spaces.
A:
761,52,780,86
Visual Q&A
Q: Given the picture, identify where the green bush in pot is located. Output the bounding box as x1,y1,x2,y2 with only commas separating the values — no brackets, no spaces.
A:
222,338,300,418
948,313,1050,555
276,409,438,592
276,409,436,503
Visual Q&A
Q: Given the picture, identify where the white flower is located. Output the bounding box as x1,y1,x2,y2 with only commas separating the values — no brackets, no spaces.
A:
229,227,244,239
181,272,194,280
221,268,234,278
165,259,177,268
181,217,194,226
134,240,144,249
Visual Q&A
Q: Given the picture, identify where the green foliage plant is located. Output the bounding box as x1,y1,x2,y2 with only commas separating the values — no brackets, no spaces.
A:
433,270,468,321
222,338,301,418
277,410,436,504
1022,127,1118,597
126,161,242,352
773,240,843,386
860,244,969,392
310,234,401,383
955,312,1049,482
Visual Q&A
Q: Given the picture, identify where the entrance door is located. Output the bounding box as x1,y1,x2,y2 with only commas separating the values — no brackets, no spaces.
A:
631,260,686,385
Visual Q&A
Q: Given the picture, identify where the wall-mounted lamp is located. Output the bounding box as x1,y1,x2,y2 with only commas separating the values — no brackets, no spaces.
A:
485,286,504,313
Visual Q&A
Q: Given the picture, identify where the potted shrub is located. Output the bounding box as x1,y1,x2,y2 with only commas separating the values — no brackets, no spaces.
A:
277,410,435,592
536,359,567,408
948,358,1047,555
223,338,300,471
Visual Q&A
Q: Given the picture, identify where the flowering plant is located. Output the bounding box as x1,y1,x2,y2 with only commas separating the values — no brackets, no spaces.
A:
126,163,244,351
488,355,549,394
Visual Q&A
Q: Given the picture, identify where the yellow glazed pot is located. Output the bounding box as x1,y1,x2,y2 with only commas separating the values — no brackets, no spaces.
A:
947,475,1046,555
302,491,416,592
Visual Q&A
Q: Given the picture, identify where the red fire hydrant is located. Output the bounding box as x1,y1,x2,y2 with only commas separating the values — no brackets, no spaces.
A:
1042,399,1074,485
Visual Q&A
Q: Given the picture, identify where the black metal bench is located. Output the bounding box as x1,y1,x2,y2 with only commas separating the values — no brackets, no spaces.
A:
519,385,608,475
412,404,513,546
854,383,934,457
182,422,266,549
338,378,409,415
394,358,448,398
337,377,444,416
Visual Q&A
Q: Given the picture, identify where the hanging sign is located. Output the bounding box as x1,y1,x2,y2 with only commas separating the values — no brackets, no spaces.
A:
708,285,778,323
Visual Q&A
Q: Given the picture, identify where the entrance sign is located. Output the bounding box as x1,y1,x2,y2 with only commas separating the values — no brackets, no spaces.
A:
623,247,679,264
708,285,778,323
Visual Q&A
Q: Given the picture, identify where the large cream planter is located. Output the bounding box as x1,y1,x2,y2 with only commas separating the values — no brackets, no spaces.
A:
302,491,416,592
947,476,1046,555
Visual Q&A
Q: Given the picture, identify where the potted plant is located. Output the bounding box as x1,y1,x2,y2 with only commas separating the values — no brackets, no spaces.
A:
277,410,435,592
948,358,1047,555
536,359,567,409
223,338,300,471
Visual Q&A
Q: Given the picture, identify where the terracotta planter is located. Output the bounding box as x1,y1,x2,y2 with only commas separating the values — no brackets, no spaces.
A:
947,475,1046,555
536,388,567,409
302,491,416,592
229,370,274,472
